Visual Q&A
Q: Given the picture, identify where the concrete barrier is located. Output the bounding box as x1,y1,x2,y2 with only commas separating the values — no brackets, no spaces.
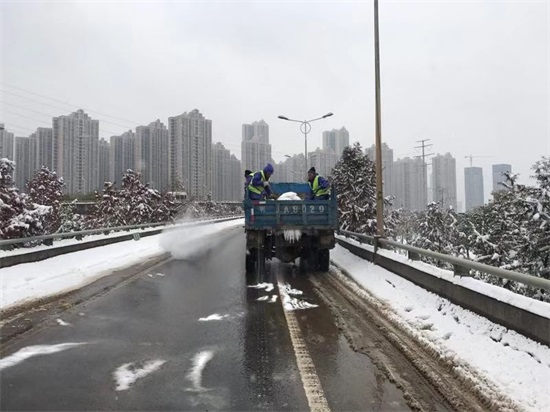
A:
337,238,550,347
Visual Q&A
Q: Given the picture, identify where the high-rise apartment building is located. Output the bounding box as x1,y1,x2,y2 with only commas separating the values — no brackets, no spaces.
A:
53,109,99,194
110,130,135,188
366,143,395,199
394,157,427,211
14,137,34,191
211,142,231,201
229,154,243,201
211,143,243,201
492,164,512,193
241,120,272,173
431,153,457,210
32,127,54,171
98,139,110,189
0,124,15,160
322,127,349,156
169,109,212,199
136,120,170,191
465,167,484,211
309,148,339,178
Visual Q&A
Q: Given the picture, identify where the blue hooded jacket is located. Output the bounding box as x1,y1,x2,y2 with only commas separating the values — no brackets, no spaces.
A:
248,164,274,199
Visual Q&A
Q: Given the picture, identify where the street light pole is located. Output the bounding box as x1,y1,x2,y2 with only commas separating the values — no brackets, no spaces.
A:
374,0,384,237
278,113,333,177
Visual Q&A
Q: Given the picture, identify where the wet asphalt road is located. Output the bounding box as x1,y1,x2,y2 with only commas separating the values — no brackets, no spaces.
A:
0,225,410,411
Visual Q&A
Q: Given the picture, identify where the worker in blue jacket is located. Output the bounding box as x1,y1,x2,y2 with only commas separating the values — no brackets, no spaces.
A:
244,169,253,194
248,163,275,200
307,167,330,200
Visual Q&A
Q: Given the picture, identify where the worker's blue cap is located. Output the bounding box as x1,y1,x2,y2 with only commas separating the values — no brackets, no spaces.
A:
263,163,274,174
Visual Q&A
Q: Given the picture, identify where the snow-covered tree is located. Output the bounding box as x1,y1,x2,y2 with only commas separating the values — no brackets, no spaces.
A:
331,143,378,234
92,170,179,227
410,202,464,268
0,159,51,240
26,167,63,233
57,200,87,233
92,181,125,228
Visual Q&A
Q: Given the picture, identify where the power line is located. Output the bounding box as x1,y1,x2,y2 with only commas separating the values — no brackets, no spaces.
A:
414,139,434,207
1,89,136,130
1,82,141,126
1,104,129,137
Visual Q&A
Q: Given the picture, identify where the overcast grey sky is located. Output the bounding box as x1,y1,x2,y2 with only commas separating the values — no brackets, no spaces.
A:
1,0,548,206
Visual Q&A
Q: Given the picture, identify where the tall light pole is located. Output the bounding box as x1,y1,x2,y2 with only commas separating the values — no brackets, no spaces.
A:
278,113,333,177
374,0,384,237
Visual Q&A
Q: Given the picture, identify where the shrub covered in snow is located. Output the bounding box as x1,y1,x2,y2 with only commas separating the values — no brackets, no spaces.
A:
26,167,63,233
0,159,52,240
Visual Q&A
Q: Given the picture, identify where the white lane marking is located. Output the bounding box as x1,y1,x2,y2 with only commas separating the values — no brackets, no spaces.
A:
198,313,231,322
248,283,274,292
256,296,269,301
0,342,87,371
276,273,330,412
114,359,166,391
186,350,214,392
56,318,71,326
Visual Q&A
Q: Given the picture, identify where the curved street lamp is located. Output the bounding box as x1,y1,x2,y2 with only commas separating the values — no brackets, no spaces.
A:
278,113,333,176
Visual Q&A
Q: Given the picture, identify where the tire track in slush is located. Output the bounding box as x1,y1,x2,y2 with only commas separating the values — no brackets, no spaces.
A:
275,272,330,412
310,269,521,412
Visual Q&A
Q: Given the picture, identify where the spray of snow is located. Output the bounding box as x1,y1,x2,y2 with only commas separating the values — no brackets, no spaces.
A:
113,359,166,391
198,314,230,322
186,350,214,392
159,220,242,260
0,343,87,371
277,192,303,243
269,295,278,303
248,283,274,292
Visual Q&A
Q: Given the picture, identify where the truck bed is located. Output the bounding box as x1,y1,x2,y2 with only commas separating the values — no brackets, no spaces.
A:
243,183,338,230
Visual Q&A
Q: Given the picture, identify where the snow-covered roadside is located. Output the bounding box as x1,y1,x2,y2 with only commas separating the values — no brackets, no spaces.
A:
332,244,550,412
337,235,549,318
0,219,243,312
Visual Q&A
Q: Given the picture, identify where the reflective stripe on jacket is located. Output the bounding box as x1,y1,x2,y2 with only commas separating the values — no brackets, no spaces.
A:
248,171,266,194
309,175,329,197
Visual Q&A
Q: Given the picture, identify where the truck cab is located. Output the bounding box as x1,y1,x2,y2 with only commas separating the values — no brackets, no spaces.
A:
243,182,338,274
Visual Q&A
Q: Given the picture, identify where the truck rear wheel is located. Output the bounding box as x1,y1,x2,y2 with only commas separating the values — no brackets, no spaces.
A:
318,249,330,272
257,248,266,276
245,251,255,272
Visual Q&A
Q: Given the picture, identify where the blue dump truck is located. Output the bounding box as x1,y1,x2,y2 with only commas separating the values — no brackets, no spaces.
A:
243,182,338,274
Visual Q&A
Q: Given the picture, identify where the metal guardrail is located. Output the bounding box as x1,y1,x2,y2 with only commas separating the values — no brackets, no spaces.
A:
0,216,243,249
339,229,550,291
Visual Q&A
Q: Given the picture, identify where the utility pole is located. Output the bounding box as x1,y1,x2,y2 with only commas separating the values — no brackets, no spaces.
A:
414,139,433,208
374,0,384,237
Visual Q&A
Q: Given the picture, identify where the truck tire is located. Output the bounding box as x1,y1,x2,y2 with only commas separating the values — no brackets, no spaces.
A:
245,251,255,272
299,255,307,274
318,249,330,272
257,248,266,277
